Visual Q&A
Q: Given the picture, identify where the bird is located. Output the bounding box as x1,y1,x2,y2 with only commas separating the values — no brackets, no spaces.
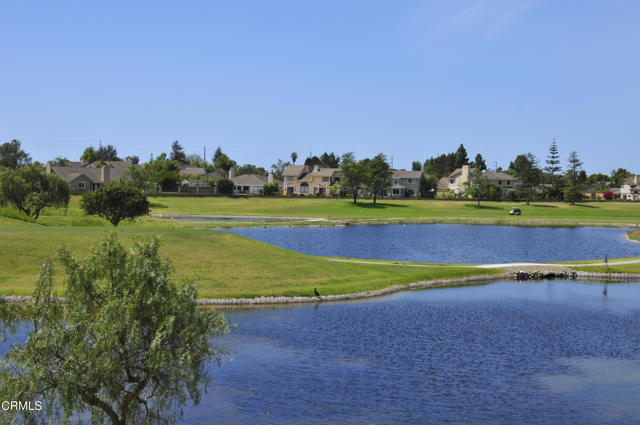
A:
314,288,320,298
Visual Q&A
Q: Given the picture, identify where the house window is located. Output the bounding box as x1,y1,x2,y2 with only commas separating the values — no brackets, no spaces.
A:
449,179,454,184
498,180,502,185
322,177,329,182
394,180,399,184
408,179,413,183
287,176,294,182
300,182,309,193
78,182,85,189
507,180,511,186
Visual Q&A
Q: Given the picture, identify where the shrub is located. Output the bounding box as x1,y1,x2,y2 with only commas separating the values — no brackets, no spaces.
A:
215,177,234,195
262,182,279,196
603,191,613,200
81,182,150,226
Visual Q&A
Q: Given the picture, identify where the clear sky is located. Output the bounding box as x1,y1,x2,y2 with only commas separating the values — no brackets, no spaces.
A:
1,0,638,174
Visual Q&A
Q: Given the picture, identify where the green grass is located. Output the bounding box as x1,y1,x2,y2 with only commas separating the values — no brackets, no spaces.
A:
146,196,640,224
555,257,640,265
572,263,640,274
0,222,502,298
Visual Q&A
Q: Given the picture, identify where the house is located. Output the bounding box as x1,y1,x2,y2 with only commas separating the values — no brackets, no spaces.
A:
179,166,224,188
231,173,281,194
46,159,140,194
380,170,422,197
619,176,640,200
437,165,519,198
282,165,341,196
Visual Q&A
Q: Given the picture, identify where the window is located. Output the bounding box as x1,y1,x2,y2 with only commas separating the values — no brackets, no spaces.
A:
498,180,502,185
408,179,413,183
449,179,454,184
78,182,85,189
287,176,294,182
300,182,309,193
507,180,511,186
322,177,329,182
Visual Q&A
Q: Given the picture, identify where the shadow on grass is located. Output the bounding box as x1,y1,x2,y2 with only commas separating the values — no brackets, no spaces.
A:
529,204,558,208
462,203,502,210
574,203,598,208
149,202,169,209
352,202,409,209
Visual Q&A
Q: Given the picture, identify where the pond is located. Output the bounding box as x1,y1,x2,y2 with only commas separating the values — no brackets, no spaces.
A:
182,280,640,424
3,281,640,424
222,224,640,263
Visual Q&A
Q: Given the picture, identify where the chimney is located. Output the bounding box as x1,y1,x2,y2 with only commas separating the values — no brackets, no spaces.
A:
635,175,640,185
461,164,470,182
268,173,273,183
45,162,52,174
228,166,235,179
81,159,88,166
313,165,319,172
101,166,110,184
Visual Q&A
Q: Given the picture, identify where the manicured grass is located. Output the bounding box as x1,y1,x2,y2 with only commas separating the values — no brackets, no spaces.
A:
572,263,640,274
146,196,640,224
0,222,502,298
555,257,640,265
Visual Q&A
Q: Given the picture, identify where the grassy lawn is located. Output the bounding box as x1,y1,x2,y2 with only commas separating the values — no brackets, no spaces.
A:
0,222,502,298
146,196,640,224
572,263,640,274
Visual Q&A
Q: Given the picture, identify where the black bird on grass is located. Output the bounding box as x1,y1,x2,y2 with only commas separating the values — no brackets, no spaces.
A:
314,288,320,298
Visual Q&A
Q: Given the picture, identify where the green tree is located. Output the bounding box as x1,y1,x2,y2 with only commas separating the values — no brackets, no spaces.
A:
81,183,150,226
0,139,31,168
96,144,120,161
510,153,540,205
215,177,234,194
411,161,422,171
146,153,181,191
291,152,298,164
340,152,366,204
419,174,438,197
81,146,98,163
213,146,223,163
544,139,562,199
170,140,187,165
564,151,583,205
463,166,494,207
0,233,228,425
262,181,280,195
473,153,487,171
365,153,392,204
586,173,611,192
125,155,140,165
50,156,70,166
0,164,69,220
454,144,469,169
235,163,267,176
214,154,236,174
610,168,632,187
270,159,290,181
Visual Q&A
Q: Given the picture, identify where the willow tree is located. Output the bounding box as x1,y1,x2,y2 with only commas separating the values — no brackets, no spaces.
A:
0,233,228,425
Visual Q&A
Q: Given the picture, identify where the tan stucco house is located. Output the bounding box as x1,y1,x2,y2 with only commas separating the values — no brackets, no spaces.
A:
282,165,342,196
46,160,140,194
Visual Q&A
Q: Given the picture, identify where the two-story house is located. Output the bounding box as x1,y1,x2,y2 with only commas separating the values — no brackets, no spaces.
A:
282,165,342,196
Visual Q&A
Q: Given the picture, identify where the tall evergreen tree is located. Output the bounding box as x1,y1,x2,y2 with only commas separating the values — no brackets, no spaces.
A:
474,153,487,171
565,151,583,205
170,141,187,165
454,144,469,169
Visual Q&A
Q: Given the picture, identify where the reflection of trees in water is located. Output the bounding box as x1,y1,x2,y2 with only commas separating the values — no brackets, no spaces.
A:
0,233,228,425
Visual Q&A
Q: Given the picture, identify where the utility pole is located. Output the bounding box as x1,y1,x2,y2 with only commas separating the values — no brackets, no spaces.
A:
203,146,207,165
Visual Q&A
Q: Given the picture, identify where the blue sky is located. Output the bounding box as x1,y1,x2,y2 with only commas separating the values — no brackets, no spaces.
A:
1,0,638,173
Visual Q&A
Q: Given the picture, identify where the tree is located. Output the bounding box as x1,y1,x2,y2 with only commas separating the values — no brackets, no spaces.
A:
0,233,228,425
0,164,69,220
96,144,120,161
544,139,562,199
564,151,583,205
454,144,468,169
214,154,236,174
304,152,340,169
291,152,298,164
411,161,422,171
270,159,290,181
50,156,70,166
81,183,150,226
365,154,392,204
586,173,611,192
463,166,494,207
340,152,366,204
235,163,267,176
81,146,98,163
213,146,223,163
262,182,280,195
474,153,487,171
125,155,140,165
419,174,438,197
0,139,31,168
611,168,632,187
510,153,540,205
215,177,234,194
170,141,187,165
145,153,181,191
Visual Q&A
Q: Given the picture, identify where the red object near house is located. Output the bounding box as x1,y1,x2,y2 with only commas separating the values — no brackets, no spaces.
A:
603,191,613,200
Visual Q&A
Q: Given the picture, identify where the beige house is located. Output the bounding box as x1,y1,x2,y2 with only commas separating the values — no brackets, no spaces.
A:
282,165,342,196
46,160,140,194
179,166,224,188
231,173,282,194
619,176,640,200
380,170,422,197
437,165,519,198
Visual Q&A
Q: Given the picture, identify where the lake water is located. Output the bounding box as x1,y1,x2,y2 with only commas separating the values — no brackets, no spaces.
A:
222,224,640,263
3,281,640,424
181,280,640,424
